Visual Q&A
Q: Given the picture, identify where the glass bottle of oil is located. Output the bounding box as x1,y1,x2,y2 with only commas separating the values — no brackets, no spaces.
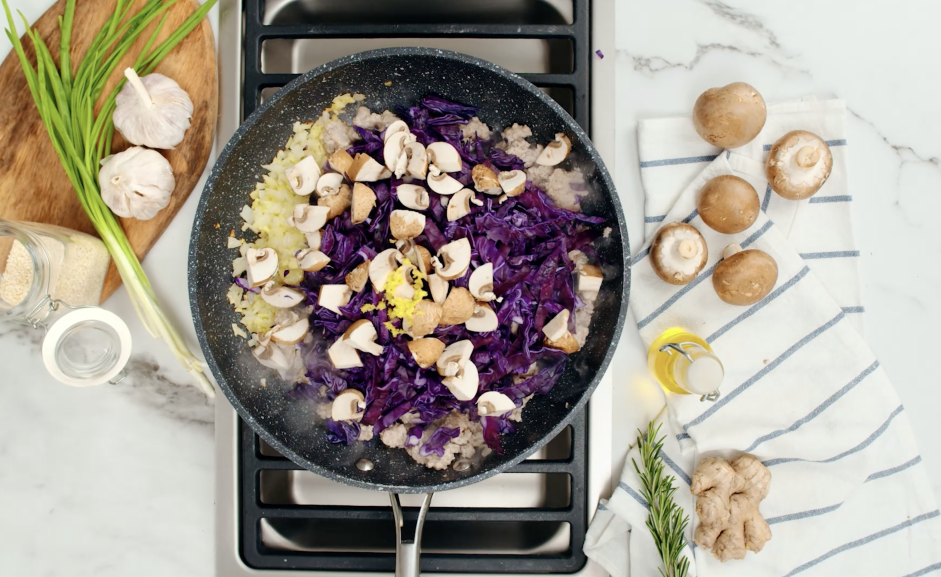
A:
648,327,723,401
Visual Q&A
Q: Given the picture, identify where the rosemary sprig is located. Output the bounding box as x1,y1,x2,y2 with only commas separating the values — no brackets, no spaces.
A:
632,421,692,577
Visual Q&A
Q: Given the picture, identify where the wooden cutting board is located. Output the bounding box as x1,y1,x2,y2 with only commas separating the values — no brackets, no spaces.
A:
0,0,217,302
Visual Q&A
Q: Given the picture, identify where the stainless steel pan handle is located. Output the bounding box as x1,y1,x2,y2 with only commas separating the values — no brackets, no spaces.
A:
390,493,433,577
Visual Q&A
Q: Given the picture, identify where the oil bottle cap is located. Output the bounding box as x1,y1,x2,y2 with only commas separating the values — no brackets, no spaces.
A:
683,355,724,395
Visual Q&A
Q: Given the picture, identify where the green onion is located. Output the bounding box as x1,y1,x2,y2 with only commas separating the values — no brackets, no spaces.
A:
3,0,218,396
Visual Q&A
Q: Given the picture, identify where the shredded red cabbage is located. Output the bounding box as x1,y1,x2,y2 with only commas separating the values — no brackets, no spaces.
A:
419,426,460,457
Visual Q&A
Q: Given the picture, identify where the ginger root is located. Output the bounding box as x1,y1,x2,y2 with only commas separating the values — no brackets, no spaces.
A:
690,454,772,562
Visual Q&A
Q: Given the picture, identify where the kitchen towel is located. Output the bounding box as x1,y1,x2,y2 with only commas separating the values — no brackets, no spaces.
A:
583,101,941,576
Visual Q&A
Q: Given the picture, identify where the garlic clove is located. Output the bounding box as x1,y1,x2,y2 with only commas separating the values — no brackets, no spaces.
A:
99,147,175,220
113,68,194,150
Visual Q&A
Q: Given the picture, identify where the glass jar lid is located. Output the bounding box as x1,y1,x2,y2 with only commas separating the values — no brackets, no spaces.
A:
41,307,132,387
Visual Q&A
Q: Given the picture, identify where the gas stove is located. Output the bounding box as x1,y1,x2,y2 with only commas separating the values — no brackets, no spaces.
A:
215,0,617,573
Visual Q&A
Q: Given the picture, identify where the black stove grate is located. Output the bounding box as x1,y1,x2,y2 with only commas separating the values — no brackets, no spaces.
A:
238,0,595,571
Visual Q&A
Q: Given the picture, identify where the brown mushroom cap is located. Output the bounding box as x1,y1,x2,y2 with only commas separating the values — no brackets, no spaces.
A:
698,175,760,234
439,287,476,326
766,130,833,200
345,260,370,293
692,82,767,149
408,338,446,369
650,222,709,285
318,183,352,220
408,300,443,338
713,248,778,305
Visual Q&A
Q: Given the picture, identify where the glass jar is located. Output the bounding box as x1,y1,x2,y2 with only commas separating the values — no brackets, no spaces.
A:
0,219,131,386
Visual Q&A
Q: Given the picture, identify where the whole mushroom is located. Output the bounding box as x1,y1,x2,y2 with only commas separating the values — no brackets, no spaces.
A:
713,245,778,306
765,130,833,200
692,82,767,149
650,223,709,285
698,175,760,234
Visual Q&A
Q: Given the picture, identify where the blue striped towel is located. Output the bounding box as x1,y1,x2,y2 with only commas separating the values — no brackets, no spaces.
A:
583,100,941,576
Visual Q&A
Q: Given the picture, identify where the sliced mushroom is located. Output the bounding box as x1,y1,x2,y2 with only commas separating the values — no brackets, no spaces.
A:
577,264,603,293
698,175,760,234
393,263,417,300
383,119,409,143
427,142,462,173
427,172,464,195
465,304,498,332
345,260,371,293
713,247,778,306
351,183,377,224
348,153,389,182
396,184,430,210
317,183,352,220
439,287,476,326
476,391,516,417
434,238,471,280
766,130,833,200
443,361,479,401
270,316,310,345
305,230,322,251
332,388,366,421
692,82,767,149
369,249,402,292
414,246,433,274
395,240,432,275
542,309,571,341
295,248,330,272
390,210,426,240
498,170,526,196
328,149,354,176
328,338,362,370
289,204,330,233
650,223,708,285
472,165,502,195
468,263,496,301
447,188,475,221
384,130,415,171
253,340,295,371
535,133,572,166
436,340,474,377
427,273,449,304
408,338,446,369
286,156,321,196
404,142,428,179
260,281,306,308
318,284,352,314
246,247,279,287
316,172,345,198
406,300,443,338
544,332,580,354
343,319,384,356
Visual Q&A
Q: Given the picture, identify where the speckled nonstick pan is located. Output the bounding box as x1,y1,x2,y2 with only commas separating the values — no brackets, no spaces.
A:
189,49,629,563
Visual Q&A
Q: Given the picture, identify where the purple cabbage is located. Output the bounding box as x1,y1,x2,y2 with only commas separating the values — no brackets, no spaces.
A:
325,419,361,444
419,426,460,457
421,94,479,119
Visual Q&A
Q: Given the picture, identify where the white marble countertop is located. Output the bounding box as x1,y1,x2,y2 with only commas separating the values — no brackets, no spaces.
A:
2,1,940,575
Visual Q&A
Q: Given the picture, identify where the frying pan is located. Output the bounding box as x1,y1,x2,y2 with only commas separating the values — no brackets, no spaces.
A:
189,48,629,574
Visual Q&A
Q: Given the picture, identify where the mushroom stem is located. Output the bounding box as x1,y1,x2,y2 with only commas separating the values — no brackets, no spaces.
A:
723,243,743,260
678,239,699,259
479,402,494,416
795,145,820,168
123,67,153,109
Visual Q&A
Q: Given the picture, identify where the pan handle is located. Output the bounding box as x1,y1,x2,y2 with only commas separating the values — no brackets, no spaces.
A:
390,492,433,577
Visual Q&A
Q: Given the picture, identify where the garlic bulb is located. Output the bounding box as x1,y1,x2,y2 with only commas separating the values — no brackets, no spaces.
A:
99,147,175,220
114,68,193,149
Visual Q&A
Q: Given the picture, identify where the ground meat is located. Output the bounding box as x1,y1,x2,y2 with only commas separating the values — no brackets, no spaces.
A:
352,106,400,131
405,411,485,470
508,394,534,422
315,402,332,420
380,423,408,448
461,116,491,142
358,425,374,442
568,249,589,269
500,123,543,167
574,298,595,348
526,165,584,211
322,119,360,154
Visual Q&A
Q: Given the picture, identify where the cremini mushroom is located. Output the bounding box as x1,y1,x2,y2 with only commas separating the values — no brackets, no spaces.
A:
348,153,391,182
289,204,330,233
260,281,306,308
396,240,433,274
545,332,580,354
396,184,430,210
253,339,295,371
692,82,767,149
286,156,321,195
439,287,476,326
765,130,833,200
447,188,475,221
427,273,449,304
577,264,603,294
295,248,330,272
328,338,362,370
369,249,402,292
390,210,426,240
698,175,760,234
328,149,353,176
650,223,708,285
472,165,502,195
406,300,443,338
306,230,322,251
713,245,778,306
331,388,366,421
351,183,377,224
443,360,479,401
408,338,446,369
535,133,572,166
246,247,279,287
543,309,571,342
433,238,471,280
436,340,474,377
318,284,352,314
427,142,462,173
465,304,498,332
316,172,344,197
383,119,409,142
498,170,526,196
404,141,428,179
270,316,310,345
384,130,416,171
477,391,516,417
343,319,384,356
468,263,496,301
427,172,464,195
345,260,370,292
317,183,352,220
